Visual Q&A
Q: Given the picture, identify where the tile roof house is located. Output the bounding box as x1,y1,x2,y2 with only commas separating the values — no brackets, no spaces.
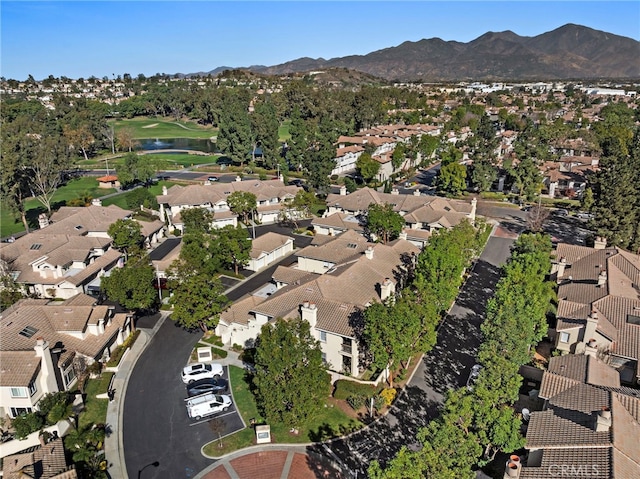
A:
552,240,640,386
0,295,133,419
215,230,420,379
509,354,640,478
2,436,77,479
322,187,477,248
0,205,165,299
156,179,301,233
246,232,294,272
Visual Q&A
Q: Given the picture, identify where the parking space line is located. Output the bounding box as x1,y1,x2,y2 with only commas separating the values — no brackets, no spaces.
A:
188,409,237,426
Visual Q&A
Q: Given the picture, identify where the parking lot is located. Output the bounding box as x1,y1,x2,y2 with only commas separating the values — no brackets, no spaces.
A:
123,318,244,479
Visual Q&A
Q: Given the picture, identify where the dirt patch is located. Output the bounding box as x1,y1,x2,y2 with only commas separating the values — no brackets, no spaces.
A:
141,123,159,128
327,396,359,420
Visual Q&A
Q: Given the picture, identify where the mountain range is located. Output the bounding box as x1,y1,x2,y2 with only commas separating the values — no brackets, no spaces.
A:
193,24,640,82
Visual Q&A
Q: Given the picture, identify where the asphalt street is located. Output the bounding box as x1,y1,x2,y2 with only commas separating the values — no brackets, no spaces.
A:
305,231,515,476
122,317,243,479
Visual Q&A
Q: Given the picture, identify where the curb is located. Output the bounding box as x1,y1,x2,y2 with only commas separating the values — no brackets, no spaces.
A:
105,312,169,479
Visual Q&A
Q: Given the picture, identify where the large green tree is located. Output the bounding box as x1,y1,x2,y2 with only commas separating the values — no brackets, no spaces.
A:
116,152,156,187
251,99,280,168
366,202,404,244
436,162,467,196
181,207,215,234
589,130,640,250
167,260,229,331
216,90,253,165
356,152,380,182
253,318,331,429
107,219,142,260
101,261,156,311
215,225,252,274
227,191,257,224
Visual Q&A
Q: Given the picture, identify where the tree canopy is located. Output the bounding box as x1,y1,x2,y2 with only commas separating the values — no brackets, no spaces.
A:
366,202,405,244
253,317,331,429
227,191,257,224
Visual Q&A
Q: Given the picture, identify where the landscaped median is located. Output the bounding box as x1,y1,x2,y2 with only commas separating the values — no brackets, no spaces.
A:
202,365,363,457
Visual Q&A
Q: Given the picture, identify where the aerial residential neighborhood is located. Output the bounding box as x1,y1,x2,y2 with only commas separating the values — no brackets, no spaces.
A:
1,6,640,479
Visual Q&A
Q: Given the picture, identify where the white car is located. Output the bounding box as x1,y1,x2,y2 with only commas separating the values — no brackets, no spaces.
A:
181,363,224,384
186,393,232,420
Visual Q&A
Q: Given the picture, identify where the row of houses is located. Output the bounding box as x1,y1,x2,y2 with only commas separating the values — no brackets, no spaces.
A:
508,239,640,477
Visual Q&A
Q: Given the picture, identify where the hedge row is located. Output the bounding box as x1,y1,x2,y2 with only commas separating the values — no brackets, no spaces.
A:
333,379,382,400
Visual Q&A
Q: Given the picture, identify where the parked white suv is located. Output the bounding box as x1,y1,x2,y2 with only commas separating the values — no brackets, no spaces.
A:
181,363,224,384
186,393,232,420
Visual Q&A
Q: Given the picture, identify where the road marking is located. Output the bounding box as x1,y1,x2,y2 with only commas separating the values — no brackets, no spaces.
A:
189,409,237,426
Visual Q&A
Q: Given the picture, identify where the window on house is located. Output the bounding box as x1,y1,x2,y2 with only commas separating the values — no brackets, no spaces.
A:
63,364,77,388
28,382,37,396
559,332,570,343
321,352,327,363
10,387,27,398
10,407,32,418
320,331,327,342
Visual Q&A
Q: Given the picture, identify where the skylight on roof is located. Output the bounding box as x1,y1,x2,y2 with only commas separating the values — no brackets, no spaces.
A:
74,225,83,230
347,243,358,249
30,244,42,250
19,326,38,338
627,314,640,326
444,206,451,212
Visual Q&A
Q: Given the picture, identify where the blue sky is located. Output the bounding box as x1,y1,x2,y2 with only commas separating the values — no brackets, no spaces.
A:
2,1,639,81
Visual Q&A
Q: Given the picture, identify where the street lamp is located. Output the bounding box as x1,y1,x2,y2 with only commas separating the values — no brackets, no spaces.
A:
137,461,160,479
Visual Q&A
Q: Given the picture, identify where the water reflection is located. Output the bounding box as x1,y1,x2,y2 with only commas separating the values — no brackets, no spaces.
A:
139,137,217,153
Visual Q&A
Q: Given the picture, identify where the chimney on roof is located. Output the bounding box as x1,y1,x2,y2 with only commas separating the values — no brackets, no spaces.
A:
399,231,408,241
91,198,102,207
380,278,395,302
162,186,168,196
503,455,522,478
365,246,374,260
597,270,607,287
300,301,317,329
38,213,50,229
594,236,607,250
585,338,599,358
553,257,568,279
391,188,399,195
34,337,55,391
235,175,242,182
413,189,421,197
594,407,612,432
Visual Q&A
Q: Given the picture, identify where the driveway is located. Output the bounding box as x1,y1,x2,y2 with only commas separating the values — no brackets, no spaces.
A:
308,230,516,475
123,318,243,479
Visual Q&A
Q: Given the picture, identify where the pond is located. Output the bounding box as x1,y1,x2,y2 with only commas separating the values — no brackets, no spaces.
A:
138,137,217,153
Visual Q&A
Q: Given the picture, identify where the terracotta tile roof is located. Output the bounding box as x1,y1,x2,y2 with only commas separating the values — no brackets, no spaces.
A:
223,235,418,338
519,448,612,479
311,212,364,233
0,350,41,386
296,230,369,264
158,180,301,209
0,298,130,385
49,204,132,232
2,437,76,479
271,266,316,286
250,233,292,259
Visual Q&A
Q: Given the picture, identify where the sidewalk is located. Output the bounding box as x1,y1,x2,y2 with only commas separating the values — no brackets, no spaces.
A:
104,311,170,479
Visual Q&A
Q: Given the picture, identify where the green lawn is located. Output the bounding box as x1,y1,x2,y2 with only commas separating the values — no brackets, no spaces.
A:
0,177,115,237
202,365,362,457
278,120,291,142
111,117,216,139
79,372,114,429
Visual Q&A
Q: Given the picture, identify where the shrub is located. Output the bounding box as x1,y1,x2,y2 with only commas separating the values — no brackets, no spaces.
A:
37,392,73,425
106,330,140,367
380,388,397,406
347,394,367,411
210,346,228,359
333,379,381,400
12,413,44,439
373,395,386,412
